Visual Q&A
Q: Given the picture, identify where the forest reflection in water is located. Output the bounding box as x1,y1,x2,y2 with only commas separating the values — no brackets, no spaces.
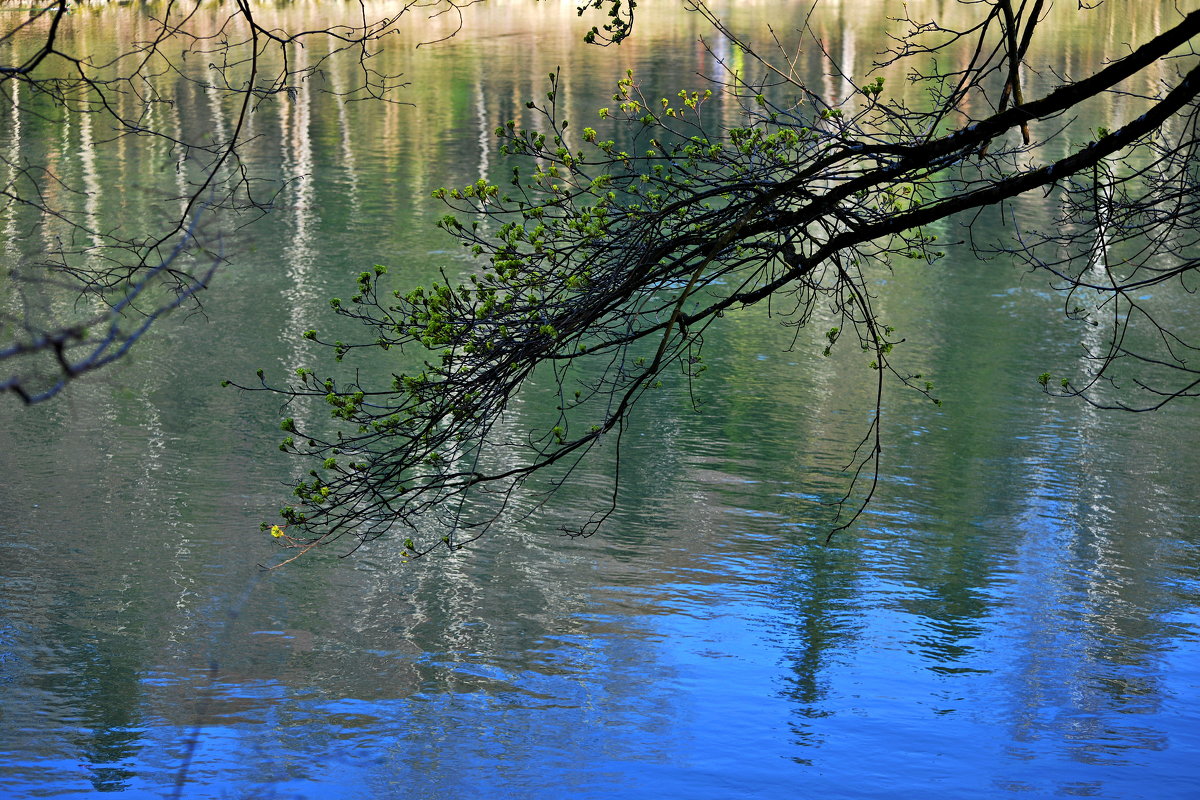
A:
1,1,1199,798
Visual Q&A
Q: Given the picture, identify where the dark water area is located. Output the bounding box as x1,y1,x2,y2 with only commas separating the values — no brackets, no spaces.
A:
2,2,1199,798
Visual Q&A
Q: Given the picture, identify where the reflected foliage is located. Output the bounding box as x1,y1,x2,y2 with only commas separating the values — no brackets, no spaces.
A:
0,0,628,403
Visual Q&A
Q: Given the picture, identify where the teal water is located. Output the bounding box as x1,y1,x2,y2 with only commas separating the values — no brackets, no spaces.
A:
1,2,1199,798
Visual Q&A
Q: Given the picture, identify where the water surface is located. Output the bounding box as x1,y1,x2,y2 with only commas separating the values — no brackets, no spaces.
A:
1,2,1199,798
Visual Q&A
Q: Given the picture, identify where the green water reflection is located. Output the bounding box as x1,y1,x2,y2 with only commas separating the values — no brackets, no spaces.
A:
2,2,1199,798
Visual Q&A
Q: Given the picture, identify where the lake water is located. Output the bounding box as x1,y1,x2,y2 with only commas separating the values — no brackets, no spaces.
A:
2,2,1199,798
